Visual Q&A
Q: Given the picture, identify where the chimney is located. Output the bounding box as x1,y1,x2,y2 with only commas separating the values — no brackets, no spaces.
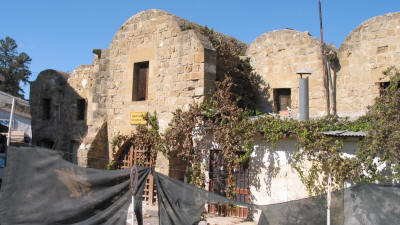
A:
297,69,312,121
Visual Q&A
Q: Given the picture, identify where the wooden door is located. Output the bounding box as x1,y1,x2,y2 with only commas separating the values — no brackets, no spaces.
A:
120,145,156,204
208,150,250,218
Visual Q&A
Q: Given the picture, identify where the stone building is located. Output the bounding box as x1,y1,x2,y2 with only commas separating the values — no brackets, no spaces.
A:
247,11,400,119
30,9,400,215
31,9,246,170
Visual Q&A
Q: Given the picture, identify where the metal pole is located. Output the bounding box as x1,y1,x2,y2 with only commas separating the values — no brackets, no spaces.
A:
6,97,15,147
299,77,309,121
327,173,331,225
131,195,135,225
319,0,330,116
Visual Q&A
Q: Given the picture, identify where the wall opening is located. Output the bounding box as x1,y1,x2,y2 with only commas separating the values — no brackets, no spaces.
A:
42,98,51,120
208,149,250,218
378,80,400,96
132,61,149,101
76,99,86,121
273,88,291,114
38,138,54,149
379,82,390,96
117,144,156,204
70,140,80,164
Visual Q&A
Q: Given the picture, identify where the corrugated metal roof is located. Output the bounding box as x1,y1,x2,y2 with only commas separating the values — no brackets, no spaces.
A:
323,130,367,137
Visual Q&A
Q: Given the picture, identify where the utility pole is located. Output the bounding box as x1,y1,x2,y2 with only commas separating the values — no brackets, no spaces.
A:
319,0,330,116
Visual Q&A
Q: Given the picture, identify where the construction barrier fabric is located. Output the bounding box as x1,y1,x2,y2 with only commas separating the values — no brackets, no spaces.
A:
0,147,150,225
0,146,399,225
257,183,400,225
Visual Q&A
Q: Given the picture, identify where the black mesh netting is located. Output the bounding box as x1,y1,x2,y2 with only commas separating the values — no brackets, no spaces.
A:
153,171,254,225
0,146,399,225
0,146,150,225
257,183,400,225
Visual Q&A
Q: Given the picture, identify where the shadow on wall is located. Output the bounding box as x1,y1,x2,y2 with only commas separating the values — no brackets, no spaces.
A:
30,69,107,168
249,137,302,205
252,72,272,113
250,138,280,197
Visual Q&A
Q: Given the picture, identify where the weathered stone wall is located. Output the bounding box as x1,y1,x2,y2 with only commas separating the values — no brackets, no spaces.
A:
337,12,400,118
30,70,88,156
246,29,328,118
103,10,249,174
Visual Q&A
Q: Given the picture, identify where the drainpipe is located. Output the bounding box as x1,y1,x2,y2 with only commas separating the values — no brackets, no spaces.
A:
297,70,312,121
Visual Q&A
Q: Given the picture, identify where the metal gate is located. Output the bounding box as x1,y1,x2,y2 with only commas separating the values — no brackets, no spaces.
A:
119,145,156,204
208,150,250,218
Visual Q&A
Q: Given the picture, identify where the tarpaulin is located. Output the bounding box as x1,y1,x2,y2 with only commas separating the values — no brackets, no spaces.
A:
154,171,253,225
257,183,400,225
1,146,399,225
0,146,150,225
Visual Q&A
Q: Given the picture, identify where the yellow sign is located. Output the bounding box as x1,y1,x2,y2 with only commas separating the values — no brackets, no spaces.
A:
130,112,147,125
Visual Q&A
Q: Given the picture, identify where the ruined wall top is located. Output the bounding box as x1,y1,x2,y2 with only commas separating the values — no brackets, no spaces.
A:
110,9,247,54
246,28,329,117
340,11,400,53
336,11,400,118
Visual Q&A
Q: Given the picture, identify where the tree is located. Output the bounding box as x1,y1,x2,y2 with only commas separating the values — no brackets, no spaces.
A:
0,37,31,98
358,67,400,183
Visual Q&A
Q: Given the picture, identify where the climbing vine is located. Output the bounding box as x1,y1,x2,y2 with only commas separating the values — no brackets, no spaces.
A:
357,67,400,183
110,112,164,168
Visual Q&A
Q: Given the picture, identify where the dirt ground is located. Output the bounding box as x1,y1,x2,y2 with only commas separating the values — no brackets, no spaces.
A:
141,204,258,225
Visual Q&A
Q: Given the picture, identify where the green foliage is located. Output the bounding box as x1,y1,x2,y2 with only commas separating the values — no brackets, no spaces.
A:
112,112,163,167
198,26,263,112
110,132,122,148
0,37,31,98
106,160,117,170
357,67,400,183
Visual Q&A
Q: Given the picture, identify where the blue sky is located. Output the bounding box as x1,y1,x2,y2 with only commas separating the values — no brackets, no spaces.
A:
1,0,399,99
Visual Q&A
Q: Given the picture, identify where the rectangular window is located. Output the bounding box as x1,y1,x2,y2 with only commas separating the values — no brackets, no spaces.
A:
77,99,86,121
42,98,51,120
273,88,291,114
132,61,149,101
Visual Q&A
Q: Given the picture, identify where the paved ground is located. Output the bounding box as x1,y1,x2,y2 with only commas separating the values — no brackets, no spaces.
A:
141,204,257,225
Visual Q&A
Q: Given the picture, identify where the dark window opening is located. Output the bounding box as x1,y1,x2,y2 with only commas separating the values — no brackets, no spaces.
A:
273,88,291,113
132,61,149,101
77,99,86,121
379,81,400,96
38,139,54,149
42,98,51,120
379,82,390,96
